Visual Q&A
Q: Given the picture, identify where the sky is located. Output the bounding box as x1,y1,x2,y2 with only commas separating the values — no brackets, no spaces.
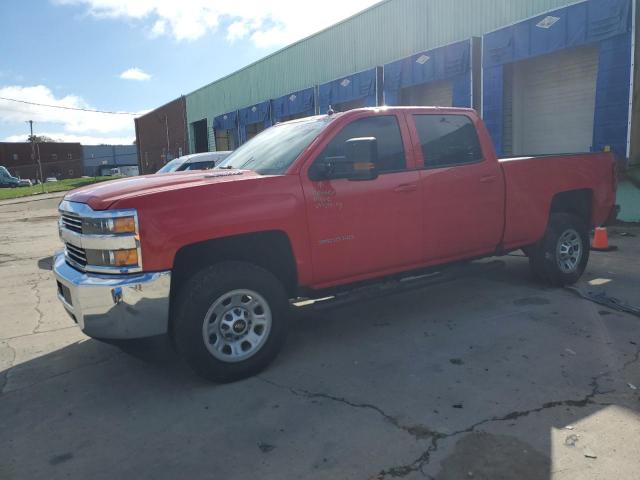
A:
0,0,379,145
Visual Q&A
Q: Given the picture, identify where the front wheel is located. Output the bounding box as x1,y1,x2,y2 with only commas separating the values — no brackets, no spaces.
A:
528,213,590,286
173,261,289,382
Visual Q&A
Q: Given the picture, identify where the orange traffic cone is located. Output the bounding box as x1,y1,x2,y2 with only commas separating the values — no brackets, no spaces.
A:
591,227,616,252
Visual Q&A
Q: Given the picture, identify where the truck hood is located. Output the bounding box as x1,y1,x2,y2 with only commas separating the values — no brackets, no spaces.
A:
64,170,259,210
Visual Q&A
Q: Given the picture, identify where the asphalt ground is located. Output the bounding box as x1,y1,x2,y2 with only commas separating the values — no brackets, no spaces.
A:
1,196,638,480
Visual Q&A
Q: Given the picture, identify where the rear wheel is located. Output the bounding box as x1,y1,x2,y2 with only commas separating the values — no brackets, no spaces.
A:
173,261,289,382
528,213,589,286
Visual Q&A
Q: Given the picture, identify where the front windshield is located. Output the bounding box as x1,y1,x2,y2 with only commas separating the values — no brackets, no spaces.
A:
0,166,10,177
157,158,183,173
218,117,330,175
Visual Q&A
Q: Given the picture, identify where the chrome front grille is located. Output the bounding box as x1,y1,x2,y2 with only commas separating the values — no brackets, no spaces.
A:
65,242,87,267
61,212,83,233
58,200,141,274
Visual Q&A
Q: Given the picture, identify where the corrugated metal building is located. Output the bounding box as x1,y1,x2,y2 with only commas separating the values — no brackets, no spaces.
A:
186,0,626,152
82,145,139,176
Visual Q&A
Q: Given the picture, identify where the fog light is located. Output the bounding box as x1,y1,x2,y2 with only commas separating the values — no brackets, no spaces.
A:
111,249,138,266
85,248,140,269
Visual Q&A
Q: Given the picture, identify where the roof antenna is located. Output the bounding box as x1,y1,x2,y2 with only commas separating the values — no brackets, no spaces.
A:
327,105,335,116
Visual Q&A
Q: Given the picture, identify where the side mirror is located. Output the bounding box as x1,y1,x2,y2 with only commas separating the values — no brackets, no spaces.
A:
345,137,379,181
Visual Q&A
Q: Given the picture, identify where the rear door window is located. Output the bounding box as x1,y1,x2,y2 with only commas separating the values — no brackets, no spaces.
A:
413,115,483,168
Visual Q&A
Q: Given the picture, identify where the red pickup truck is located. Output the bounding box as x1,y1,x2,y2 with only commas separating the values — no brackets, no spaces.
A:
54,107,617,382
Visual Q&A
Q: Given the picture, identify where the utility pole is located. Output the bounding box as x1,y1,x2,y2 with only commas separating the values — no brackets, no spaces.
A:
28,120,45,191
164,114,170,160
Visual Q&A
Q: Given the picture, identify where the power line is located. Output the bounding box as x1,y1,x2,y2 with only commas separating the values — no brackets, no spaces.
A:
0,96,139,115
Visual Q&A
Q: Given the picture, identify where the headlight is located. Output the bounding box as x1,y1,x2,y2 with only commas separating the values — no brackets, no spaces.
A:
86,248,139,267
83,216,136,235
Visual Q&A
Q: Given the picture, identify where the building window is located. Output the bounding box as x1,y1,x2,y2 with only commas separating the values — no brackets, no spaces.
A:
12,153,18,161
51,153,58,161
67,153,73,160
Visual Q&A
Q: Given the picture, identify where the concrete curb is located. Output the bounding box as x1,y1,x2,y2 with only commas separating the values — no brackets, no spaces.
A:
0,191,66,207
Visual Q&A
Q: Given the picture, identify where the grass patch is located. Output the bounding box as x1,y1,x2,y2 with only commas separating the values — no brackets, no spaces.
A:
0,176,117,201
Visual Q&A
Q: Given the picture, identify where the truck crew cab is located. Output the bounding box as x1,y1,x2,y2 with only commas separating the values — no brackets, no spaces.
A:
53,107,617,382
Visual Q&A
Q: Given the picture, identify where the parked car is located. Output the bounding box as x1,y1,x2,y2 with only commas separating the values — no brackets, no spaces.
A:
53,107,617,382
156,152,232,173
0,166,30,188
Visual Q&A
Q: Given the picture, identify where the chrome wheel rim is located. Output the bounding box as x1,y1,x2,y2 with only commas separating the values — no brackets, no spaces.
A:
556,229,582,274
202,289,272,363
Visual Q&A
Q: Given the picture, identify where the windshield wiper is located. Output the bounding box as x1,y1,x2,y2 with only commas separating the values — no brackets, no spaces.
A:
238,156,256,170
217,165,236,169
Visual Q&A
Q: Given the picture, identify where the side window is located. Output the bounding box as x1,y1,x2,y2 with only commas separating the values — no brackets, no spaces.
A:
185,161,215,171
414,115,483,168
313,116,406,178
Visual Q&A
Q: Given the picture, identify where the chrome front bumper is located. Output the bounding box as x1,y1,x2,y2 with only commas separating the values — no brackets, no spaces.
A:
53,251,171,339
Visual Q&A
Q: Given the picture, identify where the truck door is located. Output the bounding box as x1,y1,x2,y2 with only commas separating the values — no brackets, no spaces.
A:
410,113,504,262
300,114,422,287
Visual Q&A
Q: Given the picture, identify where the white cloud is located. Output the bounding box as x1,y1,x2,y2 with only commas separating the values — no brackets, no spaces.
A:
4,133,135,144
0,85,143,144
120,67,151,81
150,19,166,37
53,0,380,46
227,21,249,43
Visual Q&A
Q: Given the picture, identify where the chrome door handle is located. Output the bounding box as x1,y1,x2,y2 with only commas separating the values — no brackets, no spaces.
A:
480,175,497,184
394,183,418,193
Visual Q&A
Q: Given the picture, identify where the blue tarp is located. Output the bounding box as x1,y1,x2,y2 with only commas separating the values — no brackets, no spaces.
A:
482,65,505,155
593,32,632,155
214,111,238,131
238,101,272,143
483,0,632,156
384,39,472,107
319,68,378,113
483,0,631,68
213,111,239,147
272,88,315,122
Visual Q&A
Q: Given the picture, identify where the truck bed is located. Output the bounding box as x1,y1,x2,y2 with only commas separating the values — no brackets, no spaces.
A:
498,152,616,251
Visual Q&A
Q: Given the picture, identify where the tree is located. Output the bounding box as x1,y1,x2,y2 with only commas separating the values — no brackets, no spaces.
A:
28,135,56,143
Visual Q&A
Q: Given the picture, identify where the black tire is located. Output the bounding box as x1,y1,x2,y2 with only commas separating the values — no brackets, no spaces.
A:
172,261,289,383
528,213,590,286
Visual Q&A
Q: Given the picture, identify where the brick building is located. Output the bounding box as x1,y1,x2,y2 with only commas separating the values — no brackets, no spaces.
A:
0,142,84,181
135,96,189,174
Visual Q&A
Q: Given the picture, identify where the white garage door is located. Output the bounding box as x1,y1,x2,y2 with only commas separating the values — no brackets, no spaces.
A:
510,45,599,156
399,80,453,107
